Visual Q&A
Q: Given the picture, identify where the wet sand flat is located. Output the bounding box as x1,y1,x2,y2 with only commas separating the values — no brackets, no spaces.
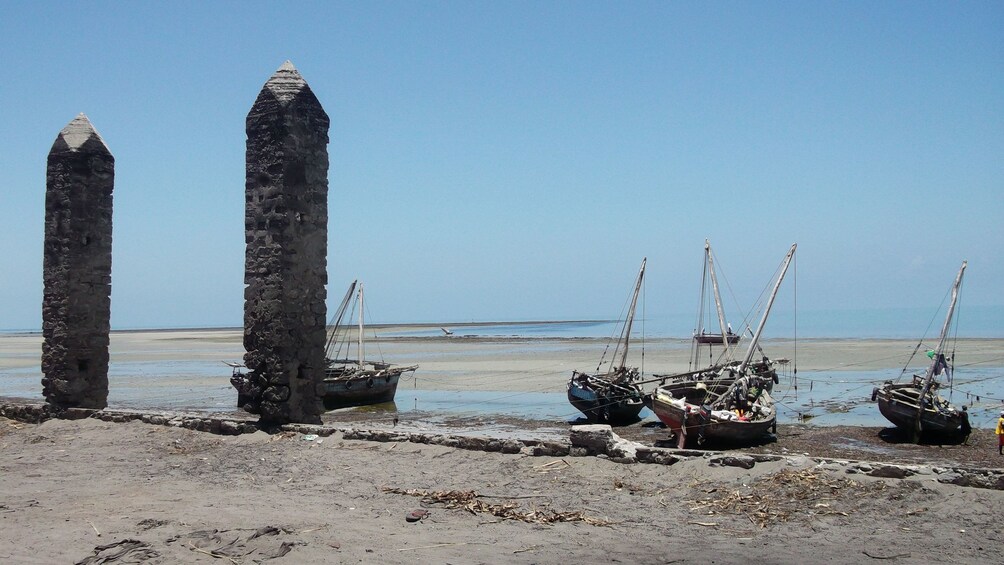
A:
3,327,1002,386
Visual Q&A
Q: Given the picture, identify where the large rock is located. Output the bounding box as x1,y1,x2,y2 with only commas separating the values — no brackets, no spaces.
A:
570,424,639,461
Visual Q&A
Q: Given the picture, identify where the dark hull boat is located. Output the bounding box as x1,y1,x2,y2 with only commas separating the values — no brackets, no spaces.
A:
320,281,417,410
567,258,647,425
228,362,254,409
875,378,961,434
567,370,646,424
874,261,967,441
693,332,740,345
321,363,415,410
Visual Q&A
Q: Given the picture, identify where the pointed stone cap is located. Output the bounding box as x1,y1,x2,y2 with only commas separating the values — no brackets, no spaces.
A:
50,113,111,154
263,60,310,103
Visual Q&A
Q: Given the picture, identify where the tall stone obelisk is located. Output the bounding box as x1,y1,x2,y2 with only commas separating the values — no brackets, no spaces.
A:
243,61,329,425
42,114,114,410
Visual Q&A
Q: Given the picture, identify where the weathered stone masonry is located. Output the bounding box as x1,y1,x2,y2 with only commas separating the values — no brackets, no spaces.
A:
243,61,329,424
41,114,114,409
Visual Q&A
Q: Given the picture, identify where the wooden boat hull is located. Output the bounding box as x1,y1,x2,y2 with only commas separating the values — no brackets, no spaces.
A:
231,367,407,411
649,385,775,444
567,378,645,425
322,370,403,410
875,382,961,434
694,333,740,345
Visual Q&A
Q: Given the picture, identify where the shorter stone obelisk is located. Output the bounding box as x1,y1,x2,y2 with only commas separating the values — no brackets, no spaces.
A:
42,114,114,410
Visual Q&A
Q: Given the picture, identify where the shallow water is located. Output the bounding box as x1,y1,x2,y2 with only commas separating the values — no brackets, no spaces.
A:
6,361,999,429
3,320,1002,428
384,307,1004,339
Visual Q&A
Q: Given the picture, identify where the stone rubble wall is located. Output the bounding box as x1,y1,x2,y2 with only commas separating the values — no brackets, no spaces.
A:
2,402,1001,491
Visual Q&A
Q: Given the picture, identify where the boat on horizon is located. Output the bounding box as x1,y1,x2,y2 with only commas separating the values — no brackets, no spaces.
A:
567,258,647,425
873,261,967,442
691,239,742,356
648,243,796,447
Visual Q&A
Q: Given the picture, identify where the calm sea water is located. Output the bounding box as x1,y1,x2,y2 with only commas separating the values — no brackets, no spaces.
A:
388,305,1004,340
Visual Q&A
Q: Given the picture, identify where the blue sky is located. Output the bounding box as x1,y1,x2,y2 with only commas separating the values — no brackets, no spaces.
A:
1,2,1001,332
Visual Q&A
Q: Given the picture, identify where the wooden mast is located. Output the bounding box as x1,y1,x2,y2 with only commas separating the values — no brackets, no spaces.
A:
737,243,797,374
912,260,966,441
705,243,795,409
325,280,358,358
357,283,365,368
612,258,646,374
706,240,732,354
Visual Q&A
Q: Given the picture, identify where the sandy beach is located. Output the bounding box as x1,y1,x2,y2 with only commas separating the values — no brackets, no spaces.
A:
1,414,1002,564
2,327,1004,562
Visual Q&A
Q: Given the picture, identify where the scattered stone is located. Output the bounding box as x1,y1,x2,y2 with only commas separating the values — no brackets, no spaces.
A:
569,424,640,461
635,447,680,465
3,400,1003,491
710,455,756,470
868,465,915,479
527,441,570,457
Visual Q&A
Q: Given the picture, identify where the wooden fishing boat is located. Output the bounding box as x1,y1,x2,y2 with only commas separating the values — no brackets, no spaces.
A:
320,281,417,410
567,258,647,424
648,361,779,446
874,261,966,441
230,280,417,411
649,243,796,447
694,332,741,345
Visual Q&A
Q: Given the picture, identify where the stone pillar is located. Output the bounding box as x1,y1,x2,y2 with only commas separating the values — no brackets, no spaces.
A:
243,61,329,425
41,114,114,409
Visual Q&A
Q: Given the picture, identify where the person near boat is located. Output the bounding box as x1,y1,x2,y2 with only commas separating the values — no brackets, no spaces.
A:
996,411,1004,455
959,406,971,445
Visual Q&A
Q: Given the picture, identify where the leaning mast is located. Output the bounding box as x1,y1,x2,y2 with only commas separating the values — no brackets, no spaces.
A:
357,284,365,368
706,240,732,355
912,260,966,440
613,258,646,373
737,243,797,374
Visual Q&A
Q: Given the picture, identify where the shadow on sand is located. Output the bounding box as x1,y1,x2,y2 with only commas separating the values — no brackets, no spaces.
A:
567,414,645,427
877,426,967,446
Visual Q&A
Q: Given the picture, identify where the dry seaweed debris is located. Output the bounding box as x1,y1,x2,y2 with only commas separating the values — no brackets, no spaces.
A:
685,468,889,529
383,488,611,526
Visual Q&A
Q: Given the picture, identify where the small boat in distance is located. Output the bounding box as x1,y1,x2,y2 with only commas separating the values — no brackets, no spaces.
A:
649,243,796,447
874,261,967,442
321,281,417,410
692,239,741,359
567,258,647,425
